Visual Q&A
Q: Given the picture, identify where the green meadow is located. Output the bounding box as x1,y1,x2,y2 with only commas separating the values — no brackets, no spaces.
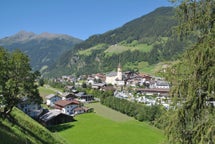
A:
52,103,165,144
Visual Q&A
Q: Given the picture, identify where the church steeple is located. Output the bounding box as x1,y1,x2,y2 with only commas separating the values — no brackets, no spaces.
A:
117,63,122,80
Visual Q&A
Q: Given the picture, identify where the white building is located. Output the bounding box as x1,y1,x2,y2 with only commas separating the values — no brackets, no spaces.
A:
45,94,62,107
17,98,42,118
54,100,80,115
106,63,124,86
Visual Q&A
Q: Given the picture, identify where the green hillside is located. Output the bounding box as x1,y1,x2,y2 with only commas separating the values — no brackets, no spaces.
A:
48,7,188,77
0,108,66,144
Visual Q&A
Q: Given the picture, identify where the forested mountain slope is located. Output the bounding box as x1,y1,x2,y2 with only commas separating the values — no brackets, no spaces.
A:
48,7,188,77
0,31,82,72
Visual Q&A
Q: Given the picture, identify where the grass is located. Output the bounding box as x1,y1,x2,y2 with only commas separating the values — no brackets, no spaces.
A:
78,43,106,56
85,102,133,122
104,43,152,56
38,85,63,99
0,107,65,144
52,103,165,144
123,61,156,75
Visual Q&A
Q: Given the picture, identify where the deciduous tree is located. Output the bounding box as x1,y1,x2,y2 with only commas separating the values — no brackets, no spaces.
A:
0,47,42,117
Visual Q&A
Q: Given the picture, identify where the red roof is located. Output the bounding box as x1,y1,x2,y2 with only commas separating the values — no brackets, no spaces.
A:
55,100,79,107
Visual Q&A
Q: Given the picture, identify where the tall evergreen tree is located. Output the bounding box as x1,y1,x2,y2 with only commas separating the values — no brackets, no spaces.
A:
165,0,215,143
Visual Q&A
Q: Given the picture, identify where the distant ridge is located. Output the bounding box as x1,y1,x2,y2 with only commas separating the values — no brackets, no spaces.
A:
0,30,83,72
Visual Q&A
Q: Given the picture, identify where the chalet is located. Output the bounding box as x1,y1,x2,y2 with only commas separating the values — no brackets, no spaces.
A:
73,107,94,115
61,92,76,100
17,98,42,118
64,86,75,92
94,73,106,82
45,94,62,107
91,83,106,89
55,100,80,115
39,109,74,126
150,80,170,89
75,92,94,102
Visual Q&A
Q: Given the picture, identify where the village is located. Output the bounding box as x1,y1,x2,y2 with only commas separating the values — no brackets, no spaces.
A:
17,63,171,126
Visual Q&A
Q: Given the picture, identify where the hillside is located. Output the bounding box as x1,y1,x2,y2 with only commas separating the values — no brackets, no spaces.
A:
0,107,65,144
48,7,188,77
0,31,82,72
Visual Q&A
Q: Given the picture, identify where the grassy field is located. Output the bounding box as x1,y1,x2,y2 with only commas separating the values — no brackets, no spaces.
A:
38,85,63,98
104,43,152,56
52,103,165,144
78,43,106,56
85,102,133,122
0,108,65,144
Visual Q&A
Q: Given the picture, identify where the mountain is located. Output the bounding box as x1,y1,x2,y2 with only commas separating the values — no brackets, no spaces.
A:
48,7,187,77
0,31,82,72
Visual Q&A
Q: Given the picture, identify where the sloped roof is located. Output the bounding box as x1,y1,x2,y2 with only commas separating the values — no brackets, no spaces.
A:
106,71,117,77
45,94,59,99
55,100,79,107
40,109,62,122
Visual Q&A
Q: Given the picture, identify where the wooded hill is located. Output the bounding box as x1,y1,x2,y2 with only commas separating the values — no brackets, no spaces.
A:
48,7,188,77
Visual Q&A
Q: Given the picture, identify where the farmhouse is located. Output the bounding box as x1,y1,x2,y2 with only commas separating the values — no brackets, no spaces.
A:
45,94,62,107
39,109,74,126
17,97,42,118
61,92,76,100
75,92,94,102
54,100,80,115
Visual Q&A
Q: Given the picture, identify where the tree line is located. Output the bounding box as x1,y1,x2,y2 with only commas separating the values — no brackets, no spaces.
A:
99,91,165,123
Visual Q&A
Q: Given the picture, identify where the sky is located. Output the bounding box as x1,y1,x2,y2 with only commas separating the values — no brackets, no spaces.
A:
0,0,173,40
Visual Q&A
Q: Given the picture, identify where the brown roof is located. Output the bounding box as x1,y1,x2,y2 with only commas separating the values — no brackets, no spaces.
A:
55,100,79,107
136,88,170,93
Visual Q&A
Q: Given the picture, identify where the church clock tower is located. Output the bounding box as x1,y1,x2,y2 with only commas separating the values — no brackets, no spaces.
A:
117,63,122,80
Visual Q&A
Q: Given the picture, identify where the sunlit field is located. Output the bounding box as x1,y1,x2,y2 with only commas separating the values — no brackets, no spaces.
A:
51,103,164,144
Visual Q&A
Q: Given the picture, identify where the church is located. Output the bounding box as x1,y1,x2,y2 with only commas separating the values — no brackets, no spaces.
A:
105,63,125,86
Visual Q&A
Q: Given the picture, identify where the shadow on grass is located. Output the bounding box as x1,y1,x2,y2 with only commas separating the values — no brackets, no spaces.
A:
48,122,75,132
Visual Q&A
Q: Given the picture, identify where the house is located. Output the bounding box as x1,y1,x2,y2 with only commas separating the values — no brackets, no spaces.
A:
64,86,75,92
91,83,106,89
39,109,74,126
54,100,80,115
45,94,62,107
73,107,94,115
75,92,94,102
155,81,170,89
61,92,76,100
17,98,42,118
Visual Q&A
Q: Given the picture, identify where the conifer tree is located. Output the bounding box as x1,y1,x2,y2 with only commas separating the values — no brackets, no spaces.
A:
165,0,215,143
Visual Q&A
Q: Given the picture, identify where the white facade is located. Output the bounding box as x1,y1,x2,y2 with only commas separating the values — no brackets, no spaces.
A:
46,94,62,106
105,63,123,86
17,102,42,118
62,104,79,115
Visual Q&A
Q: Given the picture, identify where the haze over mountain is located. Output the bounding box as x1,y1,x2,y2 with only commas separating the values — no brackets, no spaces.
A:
48,7,188,77
0,31,82,72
